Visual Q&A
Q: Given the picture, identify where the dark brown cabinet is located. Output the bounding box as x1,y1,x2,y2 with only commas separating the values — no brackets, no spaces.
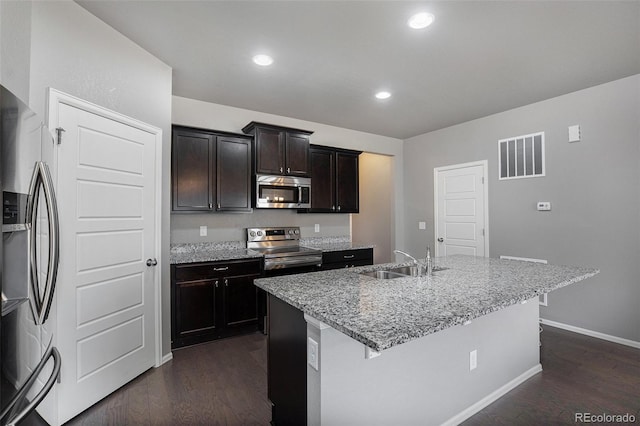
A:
171,258,261,348
321,248,374,270
307,145,361,213
242,122,313,177
172,126,252,212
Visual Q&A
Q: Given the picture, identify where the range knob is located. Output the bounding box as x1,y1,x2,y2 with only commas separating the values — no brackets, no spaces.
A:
294,229,299,234
288,230,294,234
249,231,256,237
257,231,263,236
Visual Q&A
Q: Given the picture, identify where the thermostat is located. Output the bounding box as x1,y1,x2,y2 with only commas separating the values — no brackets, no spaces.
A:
537,202,551,211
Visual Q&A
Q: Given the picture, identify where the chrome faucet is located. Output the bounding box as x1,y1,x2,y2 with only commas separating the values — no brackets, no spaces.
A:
394,250,422,276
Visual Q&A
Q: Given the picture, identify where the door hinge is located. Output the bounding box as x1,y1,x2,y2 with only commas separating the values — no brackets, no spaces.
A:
481,176,485,184
55,127,65,145
482,228,485,236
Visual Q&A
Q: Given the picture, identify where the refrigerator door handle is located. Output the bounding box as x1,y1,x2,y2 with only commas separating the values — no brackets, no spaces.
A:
0,342,61,426
25,161,60,325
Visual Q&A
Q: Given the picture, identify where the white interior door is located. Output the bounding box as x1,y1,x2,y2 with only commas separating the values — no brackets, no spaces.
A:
48,98,158,423
434,161,488,257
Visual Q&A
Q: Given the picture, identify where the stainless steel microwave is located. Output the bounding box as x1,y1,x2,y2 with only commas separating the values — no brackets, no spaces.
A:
256,174,311,209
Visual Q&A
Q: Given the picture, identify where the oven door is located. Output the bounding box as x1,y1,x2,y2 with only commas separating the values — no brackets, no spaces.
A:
255,175,311,209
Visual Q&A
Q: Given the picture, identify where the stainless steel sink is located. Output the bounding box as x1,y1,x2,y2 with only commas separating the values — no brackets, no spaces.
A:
360,270,409,279
360,265,448,279
386,265,421,276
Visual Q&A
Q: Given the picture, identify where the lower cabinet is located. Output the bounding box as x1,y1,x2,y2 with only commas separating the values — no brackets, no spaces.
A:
171,258,261,348
268,294,307,426
321,248,374,270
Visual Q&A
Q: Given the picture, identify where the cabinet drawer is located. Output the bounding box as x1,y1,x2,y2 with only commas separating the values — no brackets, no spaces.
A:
322,248,373,265
174,259,261,282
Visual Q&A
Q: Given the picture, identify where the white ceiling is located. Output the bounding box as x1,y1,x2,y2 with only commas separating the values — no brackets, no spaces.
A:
76,1,640,139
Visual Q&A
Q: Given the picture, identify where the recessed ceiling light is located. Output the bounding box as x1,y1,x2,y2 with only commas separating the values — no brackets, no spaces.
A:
252,54,274,66
375,91,392,100
408,12,435,29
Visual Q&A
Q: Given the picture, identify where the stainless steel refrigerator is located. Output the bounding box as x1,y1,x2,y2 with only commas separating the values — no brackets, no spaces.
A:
1,85,61,425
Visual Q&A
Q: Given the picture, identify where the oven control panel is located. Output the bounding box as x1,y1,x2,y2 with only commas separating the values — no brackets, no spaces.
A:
247,227,300,243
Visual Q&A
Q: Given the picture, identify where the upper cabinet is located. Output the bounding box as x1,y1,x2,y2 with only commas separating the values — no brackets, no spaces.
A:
307,145,361,213
242,122,313,177
172,125,252,212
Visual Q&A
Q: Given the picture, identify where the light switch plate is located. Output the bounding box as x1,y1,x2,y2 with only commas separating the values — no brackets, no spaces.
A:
418,221,426,230
568,125,580,143
314,224,320,233
199,225,207,236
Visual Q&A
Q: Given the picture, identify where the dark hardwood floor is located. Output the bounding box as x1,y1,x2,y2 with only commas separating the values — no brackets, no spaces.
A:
26,325,639,425
66,332,270,426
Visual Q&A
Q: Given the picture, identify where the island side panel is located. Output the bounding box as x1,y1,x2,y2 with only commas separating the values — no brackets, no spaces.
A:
268,294,307,425
307,298,541,425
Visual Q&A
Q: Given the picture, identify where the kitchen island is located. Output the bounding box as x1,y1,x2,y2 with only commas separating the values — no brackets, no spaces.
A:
254,255,598,425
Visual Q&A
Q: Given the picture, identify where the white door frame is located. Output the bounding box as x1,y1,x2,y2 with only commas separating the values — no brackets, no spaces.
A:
433,160,489,257
47,88,164,367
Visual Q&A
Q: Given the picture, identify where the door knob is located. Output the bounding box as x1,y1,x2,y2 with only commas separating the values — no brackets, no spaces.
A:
146,258,158,267
437,238,444,243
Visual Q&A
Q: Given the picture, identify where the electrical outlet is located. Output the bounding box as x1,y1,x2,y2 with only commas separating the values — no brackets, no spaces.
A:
199,225,207,237
419,221,426,230
308,337,319,370
314,224,320,233
470,349,477,371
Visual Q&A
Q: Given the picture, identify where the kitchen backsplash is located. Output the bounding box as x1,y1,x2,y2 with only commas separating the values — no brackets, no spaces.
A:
170,209,351,243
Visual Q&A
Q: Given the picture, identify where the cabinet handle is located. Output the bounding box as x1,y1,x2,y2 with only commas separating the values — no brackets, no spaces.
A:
213,266,229,271
343,254,355,259
224,279,229,287
217,203,221,210
280,167,283,173
332,205,336,211
287,167,290,173
209,203,212,209
337,205,341,211
215,280,219,288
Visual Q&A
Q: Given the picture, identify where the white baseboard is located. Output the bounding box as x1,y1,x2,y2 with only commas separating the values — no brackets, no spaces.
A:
161,352,173,365
540,318,640,349
441,364,542,426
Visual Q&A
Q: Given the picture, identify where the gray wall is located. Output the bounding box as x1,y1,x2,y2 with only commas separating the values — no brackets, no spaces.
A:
1,1,174,357
0,1,32,102
352,152,394,264
403,75,640,342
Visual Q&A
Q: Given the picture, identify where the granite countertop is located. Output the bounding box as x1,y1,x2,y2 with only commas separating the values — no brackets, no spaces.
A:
170,237,375,264
301,242,375,252
170,242,262,264
254,255,599,352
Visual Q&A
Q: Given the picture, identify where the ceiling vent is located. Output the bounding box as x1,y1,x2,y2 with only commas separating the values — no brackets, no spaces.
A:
498,132,545,180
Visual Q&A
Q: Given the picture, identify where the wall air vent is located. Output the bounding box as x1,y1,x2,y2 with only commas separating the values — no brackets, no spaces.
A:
498,132,545,180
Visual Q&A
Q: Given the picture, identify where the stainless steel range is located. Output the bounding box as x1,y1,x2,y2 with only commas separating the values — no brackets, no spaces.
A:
247,226,322,273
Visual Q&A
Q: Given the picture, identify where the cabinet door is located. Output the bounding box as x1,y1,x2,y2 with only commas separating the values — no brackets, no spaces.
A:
335,151,360,213
222,274,259,329
309,147,335,212
172,129,214,211
285,132,310,176
255,127,285,175
174,279,219,343
217,136,251,211
321,248,373,270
